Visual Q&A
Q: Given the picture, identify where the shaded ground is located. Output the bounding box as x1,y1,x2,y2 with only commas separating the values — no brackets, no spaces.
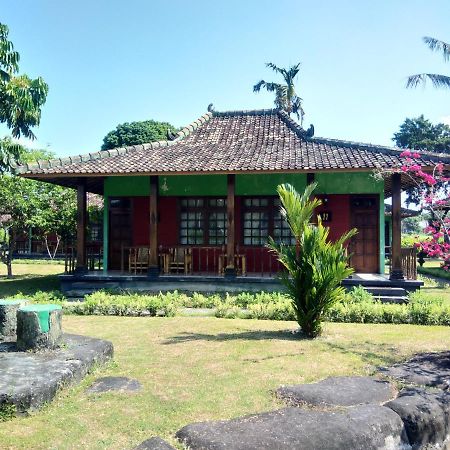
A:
0,316,449,449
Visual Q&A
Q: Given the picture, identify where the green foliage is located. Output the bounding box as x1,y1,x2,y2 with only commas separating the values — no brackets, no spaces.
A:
253,62,305,124
267,183,357,337
0,403,16,422
0,22,48,147
0,148,77,273
9,289,450,326
418,266,450,281
401,215,424,235
66,291,177,317
393,115,450,154
101,120,177,150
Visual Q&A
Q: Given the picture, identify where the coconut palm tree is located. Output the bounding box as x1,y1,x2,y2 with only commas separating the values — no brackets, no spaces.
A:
253,62,305,124
407,37,450,89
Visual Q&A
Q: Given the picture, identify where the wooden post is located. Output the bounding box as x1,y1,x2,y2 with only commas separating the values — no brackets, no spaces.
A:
390,173,404,280
148,176,159,277
76,180,87,273
225,174,236,277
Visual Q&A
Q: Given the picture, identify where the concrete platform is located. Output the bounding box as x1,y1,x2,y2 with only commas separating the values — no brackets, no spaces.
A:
0,333,113,414
60,271,423,297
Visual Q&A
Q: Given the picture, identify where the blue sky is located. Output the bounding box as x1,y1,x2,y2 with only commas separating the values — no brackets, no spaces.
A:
2,0,450,157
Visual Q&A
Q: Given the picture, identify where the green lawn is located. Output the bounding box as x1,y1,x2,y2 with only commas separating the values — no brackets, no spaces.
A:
0,261,64,297
1,316,449,450
0,261,449,449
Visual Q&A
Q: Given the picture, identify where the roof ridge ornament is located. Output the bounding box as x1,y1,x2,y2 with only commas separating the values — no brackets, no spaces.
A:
207,103,215,113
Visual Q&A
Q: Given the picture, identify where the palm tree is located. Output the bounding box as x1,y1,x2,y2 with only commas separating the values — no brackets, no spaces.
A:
253,62,305,124
267,183,357,338
407,37,450,89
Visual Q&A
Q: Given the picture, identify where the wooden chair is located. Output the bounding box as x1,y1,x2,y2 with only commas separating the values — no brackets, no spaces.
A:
168,247,192,274
128,247,150,274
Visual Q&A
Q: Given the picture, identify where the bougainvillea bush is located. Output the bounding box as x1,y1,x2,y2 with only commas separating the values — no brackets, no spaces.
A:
396,149,450,269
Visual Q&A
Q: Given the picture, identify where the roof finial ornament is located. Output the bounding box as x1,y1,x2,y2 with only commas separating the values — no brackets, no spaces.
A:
167,129,177,140
305,124,314,138
207,103,215,113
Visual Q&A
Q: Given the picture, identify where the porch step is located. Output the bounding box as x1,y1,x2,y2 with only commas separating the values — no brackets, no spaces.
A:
363,287,409,304
363,287,407,297
370,295,409,304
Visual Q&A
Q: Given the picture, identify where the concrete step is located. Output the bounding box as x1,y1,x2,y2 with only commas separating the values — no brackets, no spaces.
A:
371,295,409,304
364,287,407,297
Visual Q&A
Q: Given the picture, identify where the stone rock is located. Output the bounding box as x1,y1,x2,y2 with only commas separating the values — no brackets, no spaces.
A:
0,299,29,339
385,387,450,448
380,351,450,390
16,304,62,350
86,376,141,394
133,436,176,450
277,376,396,407
0,334,113,414
176,404,409,450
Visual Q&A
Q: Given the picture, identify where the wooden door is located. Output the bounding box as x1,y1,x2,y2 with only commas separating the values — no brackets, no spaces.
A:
350,196,379,273
108,198,132,270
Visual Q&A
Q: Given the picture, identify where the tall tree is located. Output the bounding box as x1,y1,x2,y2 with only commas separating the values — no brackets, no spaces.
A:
407,37,450,89
253,62,305,124
393,115,450,154
0,22,48,172
101,120,177,150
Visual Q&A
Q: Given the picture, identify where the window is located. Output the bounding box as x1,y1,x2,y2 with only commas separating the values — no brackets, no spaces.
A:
273,199,296,245
179,198,227,245
243,197,295,246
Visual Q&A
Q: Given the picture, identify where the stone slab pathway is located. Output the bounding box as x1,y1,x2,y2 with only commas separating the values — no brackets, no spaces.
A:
0,333,113,413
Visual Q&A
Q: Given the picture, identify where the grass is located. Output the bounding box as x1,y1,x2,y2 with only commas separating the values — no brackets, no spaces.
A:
1,316,449,450
0,261,64,297
0,261,449,448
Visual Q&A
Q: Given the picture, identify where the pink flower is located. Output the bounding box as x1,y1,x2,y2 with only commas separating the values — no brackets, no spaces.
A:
400,150,412,157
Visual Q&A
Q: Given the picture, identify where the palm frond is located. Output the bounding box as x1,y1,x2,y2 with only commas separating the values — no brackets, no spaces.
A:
407,73,450,89
423,36,450,62
266,62,285,76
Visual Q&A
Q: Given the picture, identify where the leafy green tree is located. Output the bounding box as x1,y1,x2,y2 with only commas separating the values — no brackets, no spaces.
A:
0,22,48,172
253,62,305,124
407,37,450,89
267,183,356,337
393,116,450,154
101,120,177,150
0,148,77,275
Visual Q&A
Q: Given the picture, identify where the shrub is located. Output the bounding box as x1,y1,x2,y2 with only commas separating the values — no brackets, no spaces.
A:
267,183,357,337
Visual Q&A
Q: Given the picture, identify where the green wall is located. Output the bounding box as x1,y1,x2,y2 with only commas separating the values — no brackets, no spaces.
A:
159,175,227,196
104,176,150,197
235,173,307,195
315,172,383,194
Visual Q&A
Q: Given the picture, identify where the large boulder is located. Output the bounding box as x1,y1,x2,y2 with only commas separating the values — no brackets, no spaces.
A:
380,351,450,390
133,437,175,450
277,376,396,407
176,405,408,450
385,387,450,449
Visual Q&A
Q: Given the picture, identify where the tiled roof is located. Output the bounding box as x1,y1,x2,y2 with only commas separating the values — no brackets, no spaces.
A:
15,108,450,178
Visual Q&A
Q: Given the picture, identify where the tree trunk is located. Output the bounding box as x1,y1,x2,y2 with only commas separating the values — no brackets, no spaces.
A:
6,229,15,279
